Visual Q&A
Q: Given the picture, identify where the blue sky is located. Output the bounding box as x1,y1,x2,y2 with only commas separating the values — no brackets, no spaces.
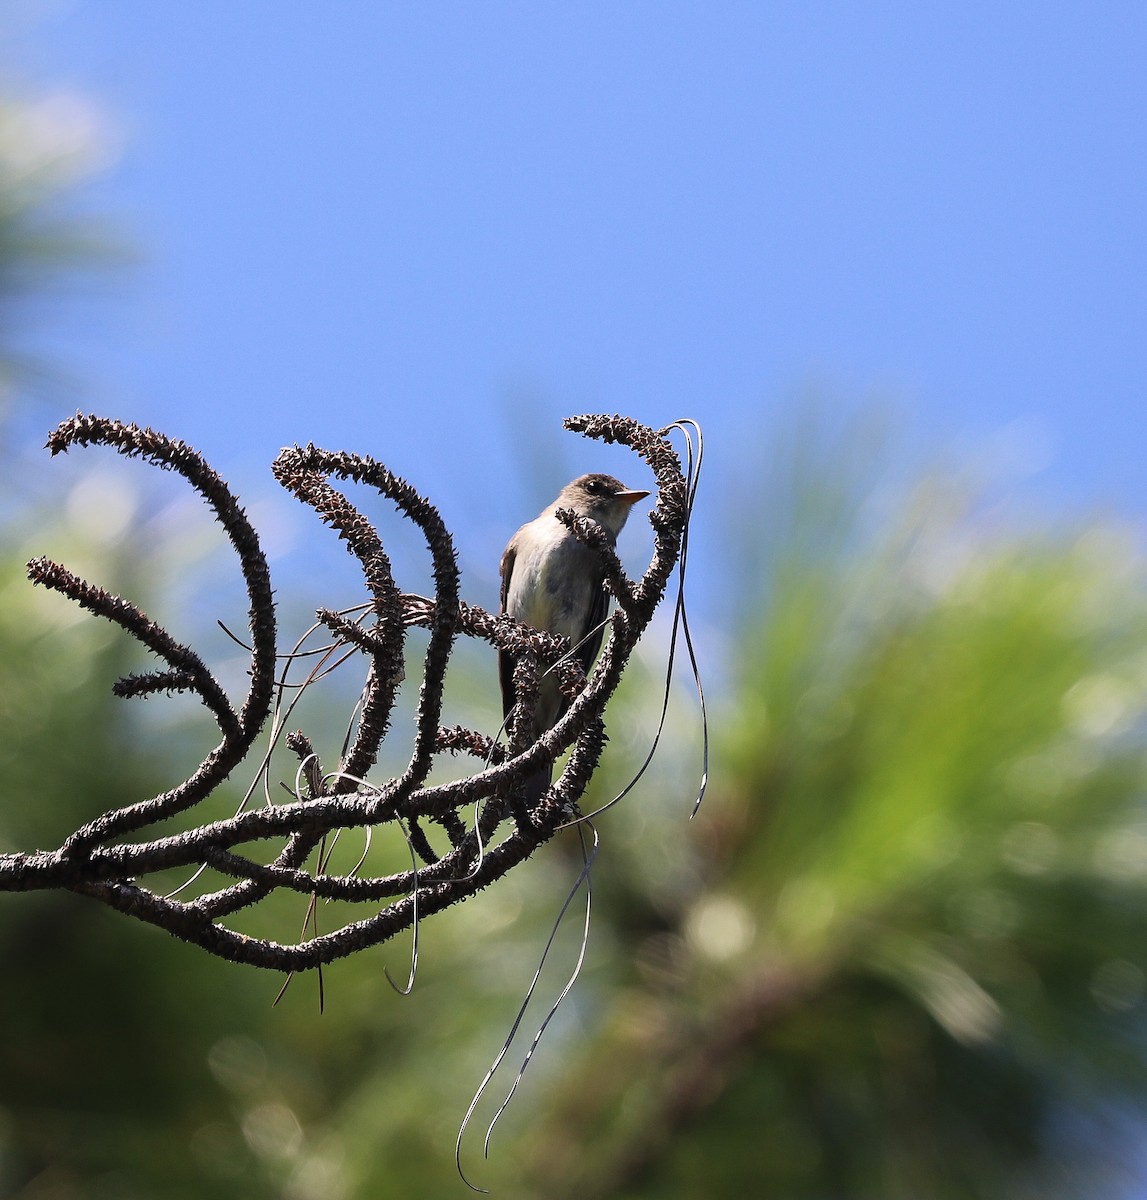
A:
5,2,1147,608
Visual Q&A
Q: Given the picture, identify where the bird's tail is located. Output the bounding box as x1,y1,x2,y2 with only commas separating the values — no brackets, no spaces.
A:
521,762,553,806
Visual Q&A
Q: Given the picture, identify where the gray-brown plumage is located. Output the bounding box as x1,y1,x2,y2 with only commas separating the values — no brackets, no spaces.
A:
500,472,650,801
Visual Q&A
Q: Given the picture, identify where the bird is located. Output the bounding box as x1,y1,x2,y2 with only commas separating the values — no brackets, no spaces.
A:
500,472,651,801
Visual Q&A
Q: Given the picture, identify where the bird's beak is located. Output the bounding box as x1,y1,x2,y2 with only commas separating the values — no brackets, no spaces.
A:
616,488,651,506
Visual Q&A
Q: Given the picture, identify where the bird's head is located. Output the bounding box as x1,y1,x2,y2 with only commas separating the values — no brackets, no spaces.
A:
558,473,651,535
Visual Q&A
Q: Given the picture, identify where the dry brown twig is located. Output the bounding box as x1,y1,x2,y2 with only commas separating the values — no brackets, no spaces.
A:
2,412,693,975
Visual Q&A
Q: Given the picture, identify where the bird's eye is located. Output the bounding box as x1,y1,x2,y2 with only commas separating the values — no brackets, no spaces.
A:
584,479,604,496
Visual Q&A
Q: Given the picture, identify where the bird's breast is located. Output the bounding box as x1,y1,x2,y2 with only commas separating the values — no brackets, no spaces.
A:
505,522,601,643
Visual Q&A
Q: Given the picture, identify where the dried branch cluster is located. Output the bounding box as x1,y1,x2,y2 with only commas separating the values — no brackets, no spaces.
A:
1,413,689,972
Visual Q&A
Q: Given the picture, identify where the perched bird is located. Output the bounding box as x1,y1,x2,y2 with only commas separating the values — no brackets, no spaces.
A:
500,472,651,800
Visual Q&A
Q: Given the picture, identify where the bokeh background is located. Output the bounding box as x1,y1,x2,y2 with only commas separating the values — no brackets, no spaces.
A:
3,3,1147,1197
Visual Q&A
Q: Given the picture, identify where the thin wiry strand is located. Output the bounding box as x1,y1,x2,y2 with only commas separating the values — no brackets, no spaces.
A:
480,822,598,1155
381,818,420,996
455,823,600,1194
2,414,699,977
273,833,332,1012
168,607,366,904
661,418,709,815
201,597,394,920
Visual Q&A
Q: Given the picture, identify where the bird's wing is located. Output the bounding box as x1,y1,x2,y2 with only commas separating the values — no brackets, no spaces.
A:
575,574,610,688
499,540,516,614
498,541,517,717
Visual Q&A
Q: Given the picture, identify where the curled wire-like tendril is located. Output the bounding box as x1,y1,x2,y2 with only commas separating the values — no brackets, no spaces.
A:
555,417,707,829
456,823,600,1193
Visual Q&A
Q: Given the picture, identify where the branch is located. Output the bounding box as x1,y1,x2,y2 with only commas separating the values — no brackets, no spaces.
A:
1,413,693,974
